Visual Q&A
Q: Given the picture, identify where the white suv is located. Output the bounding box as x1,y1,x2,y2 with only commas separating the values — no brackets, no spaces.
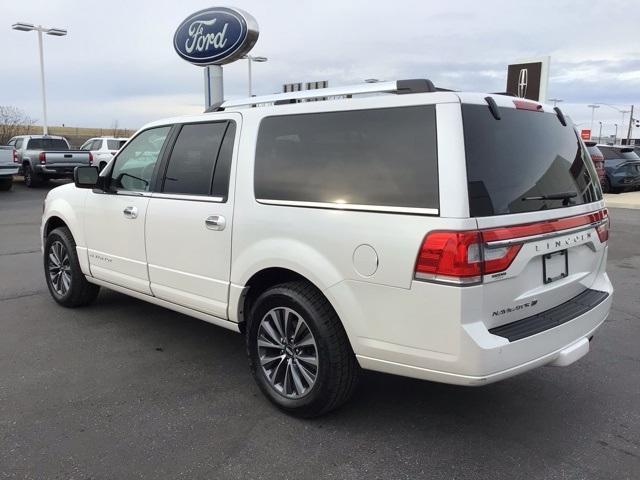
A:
41,80,613,417
79,137,129,171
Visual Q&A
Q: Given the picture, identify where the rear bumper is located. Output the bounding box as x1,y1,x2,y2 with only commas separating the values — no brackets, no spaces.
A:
34,164,83,178
0,165,19,176
330,272,613,386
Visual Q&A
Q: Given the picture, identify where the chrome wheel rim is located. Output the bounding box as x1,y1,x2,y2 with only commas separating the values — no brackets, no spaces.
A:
48,240,71,296
257,307,318,399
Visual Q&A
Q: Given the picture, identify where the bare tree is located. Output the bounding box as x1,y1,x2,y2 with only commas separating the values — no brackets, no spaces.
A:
111,120,119,137
0,106,36,145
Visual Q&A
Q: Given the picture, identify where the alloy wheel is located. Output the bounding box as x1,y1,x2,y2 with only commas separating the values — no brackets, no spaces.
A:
257,307,319,398
48,240,72,296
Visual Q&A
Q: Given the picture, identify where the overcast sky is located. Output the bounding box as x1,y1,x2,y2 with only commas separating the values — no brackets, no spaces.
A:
1,0,638,138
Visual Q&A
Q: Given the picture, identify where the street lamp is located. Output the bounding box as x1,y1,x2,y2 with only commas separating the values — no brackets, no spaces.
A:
12,22,67,135
614,124,619,145
242,54,267,97
598,121,603,144
587,104,600,133
549,98,563,107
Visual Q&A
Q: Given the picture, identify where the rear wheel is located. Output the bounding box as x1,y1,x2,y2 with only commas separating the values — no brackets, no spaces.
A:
0,177,12,191
246,281,359,417
24,165,40,188
44,227,100,307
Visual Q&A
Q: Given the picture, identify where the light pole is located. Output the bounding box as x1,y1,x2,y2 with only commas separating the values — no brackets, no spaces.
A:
587,104,600,133
549,98,563,107
598,121,603,144
242,55,267,97
614,124,619,145
12,22,67,135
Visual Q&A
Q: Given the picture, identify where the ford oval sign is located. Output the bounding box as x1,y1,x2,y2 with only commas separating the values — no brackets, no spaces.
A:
173,7,259,66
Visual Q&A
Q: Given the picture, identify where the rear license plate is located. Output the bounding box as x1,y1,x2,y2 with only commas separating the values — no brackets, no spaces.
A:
543,250,568,284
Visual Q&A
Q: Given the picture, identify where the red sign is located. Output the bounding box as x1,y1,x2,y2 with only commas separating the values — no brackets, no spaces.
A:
580,129,591,140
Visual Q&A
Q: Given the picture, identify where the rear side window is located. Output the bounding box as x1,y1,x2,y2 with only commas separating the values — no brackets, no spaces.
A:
463,105,601,217
107,140,127,150
254,106,439,210
27,138,69,150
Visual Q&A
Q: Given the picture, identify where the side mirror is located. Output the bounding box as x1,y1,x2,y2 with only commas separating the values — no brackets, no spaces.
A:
74,166,99,189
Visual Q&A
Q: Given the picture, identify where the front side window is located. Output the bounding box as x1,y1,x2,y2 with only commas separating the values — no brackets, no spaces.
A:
80,140,93,150
254,106,439,210
91,139,104,150
110,126,170,192
162,122,228,196
14,139,23,149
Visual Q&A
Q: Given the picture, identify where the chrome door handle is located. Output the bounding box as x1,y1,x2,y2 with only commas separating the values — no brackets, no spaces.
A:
123,206,138,219
205,215,226,231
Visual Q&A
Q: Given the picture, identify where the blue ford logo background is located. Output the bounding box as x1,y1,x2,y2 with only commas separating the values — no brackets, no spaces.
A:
173,7,259,66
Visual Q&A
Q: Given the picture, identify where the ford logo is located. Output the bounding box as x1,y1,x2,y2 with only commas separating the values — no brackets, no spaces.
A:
173,7,259,66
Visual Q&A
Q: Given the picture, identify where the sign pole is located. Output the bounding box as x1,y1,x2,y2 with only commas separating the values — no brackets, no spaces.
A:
204,66,224,109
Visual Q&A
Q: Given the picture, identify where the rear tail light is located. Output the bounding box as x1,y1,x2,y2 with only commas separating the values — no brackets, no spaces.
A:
88,151,93,165
596,209,609,243
415,209,608,285
12,148,18,163
415,231,521,285
39,152,46,164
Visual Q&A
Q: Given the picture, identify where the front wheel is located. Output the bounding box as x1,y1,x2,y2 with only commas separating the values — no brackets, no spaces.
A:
246,281,359,417
44,227,100,307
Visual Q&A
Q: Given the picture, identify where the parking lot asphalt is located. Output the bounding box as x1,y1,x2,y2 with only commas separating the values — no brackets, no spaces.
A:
1,180,639,480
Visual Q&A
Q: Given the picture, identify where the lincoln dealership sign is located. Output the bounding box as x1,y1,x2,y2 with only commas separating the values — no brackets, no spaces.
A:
173,7,259,66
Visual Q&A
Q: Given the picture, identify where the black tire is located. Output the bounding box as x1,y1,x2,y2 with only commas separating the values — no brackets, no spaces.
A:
0,177,12,191
44,226,100,307
246,281,359,417
23,165,40,188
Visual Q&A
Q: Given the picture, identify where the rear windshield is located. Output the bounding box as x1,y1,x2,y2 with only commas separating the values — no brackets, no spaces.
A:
463,104,601,217
27,138,69,151
107,140,127,150
599,146,640,161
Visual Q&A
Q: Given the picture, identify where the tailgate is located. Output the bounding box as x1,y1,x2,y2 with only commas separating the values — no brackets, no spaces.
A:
475,208,608,329
461,99,607,330
42,151,91,166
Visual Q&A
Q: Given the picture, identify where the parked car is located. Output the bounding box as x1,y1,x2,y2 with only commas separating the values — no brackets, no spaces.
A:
41,79,612,417
0,145,19,191
597,145,640,193
8,135,94,188
80,136,129,171
584,141,605,187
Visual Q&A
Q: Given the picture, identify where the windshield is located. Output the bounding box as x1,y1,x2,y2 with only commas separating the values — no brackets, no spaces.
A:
27,138,69,151
463,104,601,217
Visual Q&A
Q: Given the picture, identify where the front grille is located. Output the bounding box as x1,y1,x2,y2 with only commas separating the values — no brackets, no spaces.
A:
488,289,609,342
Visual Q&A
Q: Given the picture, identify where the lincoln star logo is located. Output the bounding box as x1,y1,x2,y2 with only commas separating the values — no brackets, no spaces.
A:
517,68,528,98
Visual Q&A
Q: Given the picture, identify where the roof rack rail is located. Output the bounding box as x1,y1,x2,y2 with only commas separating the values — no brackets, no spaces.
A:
218,78,443,110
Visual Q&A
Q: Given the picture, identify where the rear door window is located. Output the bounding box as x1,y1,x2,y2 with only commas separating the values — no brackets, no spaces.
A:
463,104,601,217
162,122,229,196
254,106,439,211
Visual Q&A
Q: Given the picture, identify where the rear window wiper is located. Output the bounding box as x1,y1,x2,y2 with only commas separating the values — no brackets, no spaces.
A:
522,192,577,204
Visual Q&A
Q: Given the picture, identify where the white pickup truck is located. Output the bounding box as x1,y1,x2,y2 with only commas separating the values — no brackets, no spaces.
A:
0,145,18,191
8,135,93,188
